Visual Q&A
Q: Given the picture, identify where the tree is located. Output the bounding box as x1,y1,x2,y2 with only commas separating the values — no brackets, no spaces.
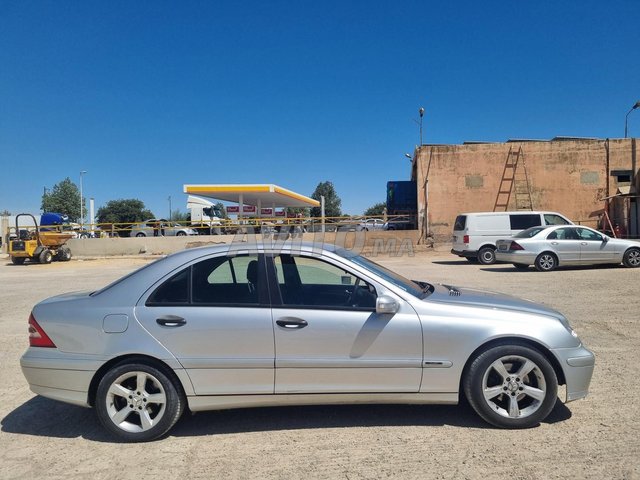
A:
96,199,154,225
286,207,310,217
41,178,81,221
170,210,190,222
364,202,386,216
310,181,342,218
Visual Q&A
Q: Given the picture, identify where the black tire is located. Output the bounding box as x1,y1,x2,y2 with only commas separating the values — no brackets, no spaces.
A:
11,256,26,265
477,246,496,265
39,249,52,264
96,362,185,442
512,263,529,270
55,247,72,262
534,252,557,272
176,231,187,236
463,344,558,429
136,233,146,237
622,248,640,268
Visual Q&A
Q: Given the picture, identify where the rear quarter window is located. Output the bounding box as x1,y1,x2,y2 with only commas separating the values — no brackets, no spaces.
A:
453,215,466,230
510,214,542,230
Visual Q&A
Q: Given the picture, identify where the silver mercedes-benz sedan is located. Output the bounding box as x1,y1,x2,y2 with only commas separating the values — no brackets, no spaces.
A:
495,225,640,271
21,242,594,441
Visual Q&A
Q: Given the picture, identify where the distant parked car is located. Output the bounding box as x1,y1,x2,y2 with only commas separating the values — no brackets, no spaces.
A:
130,220,197,237
495,225,640,271
356,218,385,231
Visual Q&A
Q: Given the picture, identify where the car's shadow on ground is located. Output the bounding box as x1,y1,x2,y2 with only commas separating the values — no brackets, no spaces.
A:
431,260,476,265
1,396,571,442
480,264,625,273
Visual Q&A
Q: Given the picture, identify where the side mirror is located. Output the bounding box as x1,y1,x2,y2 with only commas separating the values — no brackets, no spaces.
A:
602,236,609,243
376,295,399,314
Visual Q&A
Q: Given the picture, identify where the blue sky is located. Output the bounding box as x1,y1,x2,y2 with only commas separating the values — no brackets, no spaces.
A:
1,0,639,217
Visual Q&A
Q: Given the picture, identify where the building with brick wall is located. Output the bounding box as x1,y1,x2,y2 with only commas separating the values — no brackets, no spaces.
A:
410,138,639,242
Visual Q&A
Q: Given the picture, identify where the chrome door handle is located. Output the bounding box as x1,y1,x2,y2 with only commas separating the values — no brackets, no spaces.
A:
551,242,559,245
156,315,186,327
580,242,588,246
276,317,308,329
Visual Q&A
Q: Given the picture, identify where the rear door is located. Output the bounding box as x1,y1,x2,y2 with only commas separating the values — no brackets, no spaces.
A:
135,253,275,395
268,253,423,394
545,227,581,263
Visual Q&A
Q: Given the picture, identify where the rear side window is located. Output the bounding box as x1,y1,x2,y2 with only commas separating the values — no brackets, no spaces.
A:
514,226,546,238
453,215,466,230
509,214,541,230
147,268,190,305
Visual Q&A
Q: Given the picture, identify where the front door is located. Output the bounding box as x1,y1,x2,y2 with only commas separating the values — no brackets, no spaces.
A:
268,253,423,394
575,227,617,263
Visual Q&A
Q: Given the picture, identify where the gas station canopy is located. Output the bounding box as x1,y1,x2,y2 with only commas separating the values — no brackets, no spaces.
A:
183,184,320,208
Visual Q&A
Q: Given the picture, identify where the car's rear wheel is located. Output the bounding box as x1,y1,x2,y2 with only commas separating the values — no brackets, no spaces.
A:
96,363,185,442
464,344,557,428
176,231,187,236
534,252,557,272
512,263,529,270
136,233,146,237
622,248,640,268
477,247,496,265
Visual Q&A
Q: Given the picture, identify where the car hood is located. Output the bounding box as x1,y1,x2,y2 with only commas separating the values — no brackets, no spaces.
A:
426,283,564,319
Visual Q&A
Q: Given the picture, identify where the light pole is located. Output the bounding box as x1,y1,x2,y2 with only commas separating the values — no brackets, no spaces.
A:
411,107,425,145
168,196,172,221
79,170,87,227
625,101,640,138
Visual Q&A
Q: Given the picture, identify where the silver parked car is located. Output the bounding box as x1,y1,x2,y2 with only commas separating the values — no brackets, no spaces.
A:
130,219,197,237
495,225,640,271
356,218,386,231
21,242,594,441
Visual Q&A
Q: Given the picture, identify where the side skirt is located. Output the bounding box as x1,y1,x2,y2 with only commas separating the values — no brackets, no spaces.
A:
188,392,458,412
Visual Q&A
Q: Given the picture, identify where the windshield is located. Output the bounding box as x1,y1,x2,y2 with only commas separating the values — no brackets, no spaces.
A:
335,249,430,298
514,226,547,238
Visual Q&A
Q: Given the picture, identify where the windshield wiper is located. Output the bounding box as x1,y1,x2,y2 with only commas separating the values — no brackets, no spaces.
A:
412,280,434,297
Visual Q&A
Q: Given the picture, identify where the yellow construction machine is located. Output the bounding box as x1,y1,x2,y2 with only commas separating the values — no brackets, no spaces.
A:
8,214,74,265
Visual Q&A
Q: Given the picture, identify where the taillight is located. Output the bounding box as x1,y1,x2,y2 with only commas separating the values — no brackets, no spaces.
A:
28,313,56,348
510,241,525,251
463,235,469,244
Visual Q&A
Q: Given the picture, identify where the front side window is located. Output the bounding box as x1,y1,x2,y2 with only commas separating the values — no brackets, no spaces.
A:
576,228,603,241
544,214,571,226
273,254,377,309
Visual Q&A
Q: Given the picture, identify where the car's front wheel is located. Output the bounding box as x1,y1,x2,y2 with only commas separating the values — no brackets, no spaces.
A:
464,344,557,428
96,362,185,442
622,248,640,268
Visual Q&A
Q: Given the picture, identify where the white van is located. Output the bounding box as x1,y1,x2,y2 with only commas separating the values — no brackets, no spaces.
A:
451,211,573,264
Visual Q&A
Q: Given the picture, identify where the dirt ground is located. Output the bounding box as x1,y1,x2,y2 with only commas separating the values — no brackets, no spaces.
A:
0,252,638,480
